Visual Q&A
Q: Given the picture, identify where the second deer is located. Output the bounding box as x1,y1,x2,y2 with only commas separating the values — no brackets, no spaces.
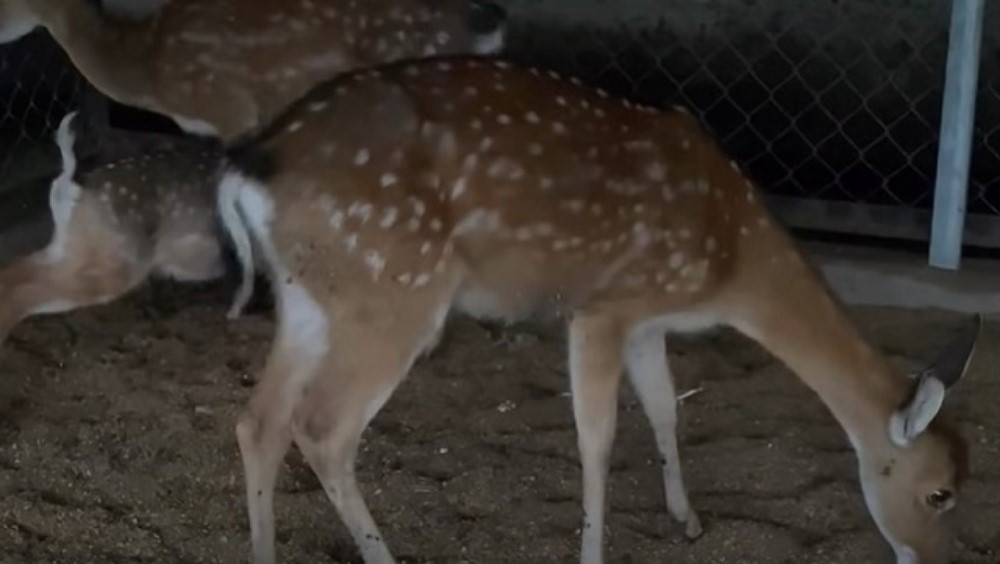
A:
217,58,980,564
0,113,232,345
0,0,508,142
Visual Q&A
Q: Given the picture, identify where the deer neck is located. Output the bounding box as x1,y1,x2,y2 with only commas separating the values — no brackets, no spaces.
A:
35,0,152,102
723,230,907,451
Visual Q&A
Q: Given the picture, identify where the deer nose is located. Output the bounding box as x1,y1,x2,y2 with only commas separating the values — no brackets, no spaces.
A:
468,0,506,35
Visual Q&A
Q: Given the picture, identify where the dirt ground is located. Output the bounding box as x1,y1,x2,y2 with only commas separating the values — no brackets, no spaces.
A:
0,281,997,564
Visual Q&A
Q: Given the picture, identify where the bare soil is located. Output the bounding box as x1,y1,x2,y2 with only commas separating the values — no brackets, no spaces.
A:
0,281,997,564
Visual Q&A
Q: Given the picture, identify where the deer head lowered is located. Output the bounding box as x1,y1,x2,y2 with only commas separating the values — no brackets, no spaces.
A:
0,0,507,142
214,57,981,564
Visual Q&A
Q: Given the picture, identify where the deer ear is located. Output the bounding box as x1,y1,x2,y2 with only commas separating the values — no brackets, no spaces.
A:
890,314,981,446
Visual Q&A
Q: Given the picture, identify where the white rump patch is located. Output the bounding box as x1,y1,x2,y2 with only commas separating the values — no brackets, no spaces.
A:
277,281,331,387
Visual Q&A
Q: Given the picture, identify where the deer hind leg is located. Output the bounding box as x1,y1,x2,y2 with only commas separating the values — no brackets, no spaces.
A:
289,285,455,564
0,110,136,345
0,260,54,345
569,314,627,564
0,215,140,347
236,281,331,564
624,330,702,539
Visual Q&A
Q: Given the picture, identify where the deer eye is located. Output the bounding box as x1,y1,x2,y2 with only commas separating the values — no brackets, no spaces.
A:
926,489,953,510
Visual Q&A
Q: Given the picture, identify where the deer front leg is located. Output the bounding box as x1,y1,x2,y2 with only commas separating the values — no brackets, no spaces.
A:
568,314,626,564
624,330,702,539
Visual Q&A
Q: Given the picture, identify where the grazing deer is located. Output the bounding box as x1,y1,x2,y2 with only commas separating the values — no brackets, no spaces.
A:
216,57,980,564
0,112,231,345
0,0,507,142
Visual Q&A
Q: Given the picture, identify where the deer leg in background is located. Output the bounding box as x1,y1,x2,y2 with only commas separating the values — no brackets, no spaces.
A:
624,328,702,538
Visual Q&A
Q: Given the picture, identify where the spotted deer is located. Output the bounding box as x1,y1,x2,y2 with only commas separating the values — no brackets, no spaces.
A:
216,57,981,564
0,112,232,345
0,0,507,142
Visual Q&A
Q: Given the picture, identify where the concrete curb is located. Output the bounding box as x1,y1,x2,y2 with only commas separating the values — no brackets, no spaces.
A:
805,241,1000,314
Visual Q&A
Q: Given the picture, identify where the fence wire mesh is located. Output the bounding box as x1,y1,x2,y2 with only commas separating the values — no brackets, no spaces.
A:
1,2,999,237
0,31,88,192
505,0,999,224
971,0,1000,217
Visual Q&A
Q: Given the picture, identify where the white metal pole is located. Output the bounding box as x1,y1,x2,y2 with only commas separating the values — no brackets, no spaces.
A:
928,0,985,270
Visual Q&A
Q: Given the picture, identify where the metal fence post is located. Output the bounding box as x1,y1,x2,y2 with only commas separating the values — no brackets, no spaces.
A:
928,0,985,270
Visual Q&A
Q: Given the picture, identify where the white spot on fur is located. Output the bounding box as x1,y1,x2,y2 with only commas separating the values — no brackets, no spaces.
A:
380,173,398,188
408,198,426,217
364,250,386,278
348,202,374,223
669,252,685,269
451,177,468,200
379,207,399,229
330,211,345,230
647,162,667,181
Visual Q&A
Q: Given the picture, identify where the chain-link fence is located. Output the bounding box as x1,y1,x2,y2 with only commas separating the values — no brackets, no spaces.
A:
972,2,1000,218
0,31,90,193
504,0,1000,247
1,1,999,248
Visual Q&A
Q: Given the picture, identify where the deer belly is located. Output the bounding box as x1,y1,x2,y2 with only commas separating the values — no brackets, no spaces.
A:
453,251,590,322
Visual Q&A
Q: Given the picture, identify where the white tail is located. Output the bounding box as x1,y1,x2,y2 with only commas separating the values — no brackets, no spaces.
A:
218,58,980,564
217,171,259,319
0,112,231,345
0,0,507,141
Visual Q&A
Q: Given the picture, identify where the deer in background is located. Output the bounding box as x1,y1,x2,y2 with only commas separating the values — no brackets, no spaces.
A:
0,0,507,142
216,57,981,564
0,112,234,346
